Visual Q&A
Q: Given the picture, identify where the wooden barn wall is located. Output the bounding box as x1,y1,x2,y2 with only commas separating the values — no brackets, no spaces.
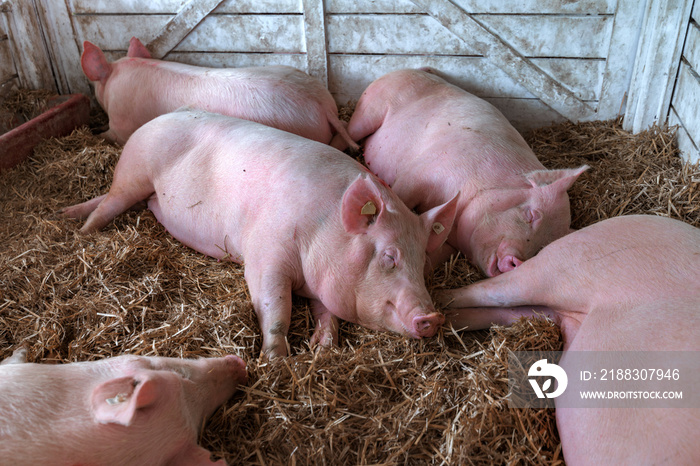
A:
6,0,698,162
669,1,700,162
1,0,59,96
57,0,636,132
0,7,18,99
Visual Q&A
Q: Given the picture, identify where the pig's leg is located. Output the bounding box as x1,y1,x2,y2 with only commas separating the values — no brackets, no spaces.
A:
59,194,107,219
328,115,360,152
437,259,558,330
75,154,155,233
244,266,294,358
99,127,120,144
346,97,388,143
439,264,544,309
309,299,339,347
444,305,558,331
61,194,148,226
77,188,152,233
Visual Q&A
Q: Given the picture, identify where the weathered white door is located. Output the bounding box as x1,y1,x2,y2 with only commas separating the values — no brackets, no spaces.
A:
2,0,692,141
667,1,699,162
623,0,696,160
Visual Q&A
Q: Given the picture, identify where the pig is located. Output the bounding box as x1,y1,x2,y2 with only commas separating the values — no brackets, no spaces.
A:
345,68,588,276
60,109,458,358
81,37,357,149
0,347,247,465
439,215,700,465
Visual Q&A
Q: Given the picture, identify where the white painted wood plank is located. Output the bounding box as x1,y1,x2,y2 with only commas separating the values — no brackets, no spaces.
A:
326,0,614,14
1,1,55,91
103,51,306,70
0,36,15,83
683,22,700,75
327,15,464,55
484,97,567,132
35,0,91,95
409,0,594,120
328,54,601,102
75,15,305,53
148,0,226,59
477,14,612,58
302,0,328,84
71,0,301,14
693,0,699,22
670,62,700,152
534,58,604,101
597,0,646,120
451,0,615,15
179,15,304,53
73,15,168,50
327,0,422,14
668,109,699,163
327,14,610,58
624,0,694,132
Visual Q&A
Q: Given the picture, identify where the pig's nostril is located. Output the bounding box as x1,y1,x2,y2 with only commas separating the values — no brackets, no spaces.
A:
499,255,522,272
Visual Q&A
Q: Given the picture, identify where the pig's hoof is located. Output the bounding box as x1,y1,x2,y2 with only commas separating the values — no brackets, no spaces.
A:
260,344,288,360
310,327,337,349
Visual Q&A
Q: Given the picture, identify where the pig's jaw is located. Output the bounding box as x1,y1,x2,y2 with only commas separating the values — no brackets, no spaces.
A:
486,254,501,277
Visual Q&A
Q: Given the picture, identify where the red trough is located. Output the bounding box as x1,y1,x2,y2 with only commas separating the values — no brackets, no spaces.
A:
0,93,90,172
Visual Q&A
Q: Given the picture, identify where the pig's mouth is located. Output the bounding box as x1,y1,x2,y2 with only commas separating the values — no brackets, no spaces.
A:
486,255,501,277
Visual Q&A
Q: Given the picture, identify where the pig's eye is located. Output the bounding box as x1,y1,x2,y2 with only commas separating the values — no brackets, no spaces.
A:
380,250,398,270
171,367,192,379
525,209,542,227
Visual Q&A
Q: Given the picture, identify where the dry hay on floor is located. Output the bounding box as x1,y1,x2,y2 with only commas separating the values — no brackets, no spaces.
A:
1,88,55,122
0,89,55,134
1,102,698,464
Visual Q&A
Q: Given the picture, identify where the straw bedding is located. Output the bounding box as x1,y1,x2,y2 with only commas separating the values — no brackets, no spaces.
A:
1,90,698,465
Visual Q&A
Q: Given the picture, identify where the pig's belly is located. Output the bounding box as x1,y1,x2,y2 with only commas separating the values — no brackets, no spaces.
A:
147,196,246,263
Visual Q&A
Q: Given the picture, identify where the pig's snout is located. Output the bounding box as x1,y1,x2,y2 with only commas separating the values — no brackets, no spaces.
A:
498,254,523,273
412,312,445,338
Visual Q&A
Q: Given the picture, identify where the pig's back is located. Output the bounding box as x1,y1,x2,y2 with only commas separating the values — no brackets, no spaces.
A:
117,59,335,142
136,111,357,262
364,70,542,210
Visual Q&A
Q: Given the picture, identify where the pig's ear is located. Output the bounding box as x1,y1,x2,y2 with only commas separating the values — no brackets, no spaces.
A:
341,175,385,234
420,192,459,253
81,41,112,83
91,375,159,426
525,165,589,191
127,37,152,59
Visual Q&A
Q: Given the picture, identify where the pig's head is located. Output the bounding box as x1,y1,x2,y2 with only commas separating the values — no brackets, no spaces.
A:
462,165,588,277
90,355,246,429
331,174,458,339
